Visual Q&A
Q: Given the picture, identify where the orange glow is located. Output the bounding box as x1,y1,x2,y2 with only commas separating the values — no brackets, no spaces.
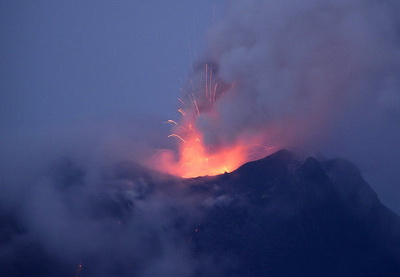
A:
173,128,248,178
152,121,275,178
148,63,276,178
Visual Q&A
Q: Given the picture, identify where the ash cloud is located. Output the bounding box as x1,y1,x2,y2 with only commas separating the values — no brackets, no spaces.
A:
2,1,400,275
184,0,400,212
0,121,206,276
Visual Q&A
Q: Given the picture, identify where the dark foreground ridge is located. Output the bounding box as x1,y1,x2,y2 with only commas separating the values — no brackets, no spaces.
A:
1,150,399,276
187,150,400,276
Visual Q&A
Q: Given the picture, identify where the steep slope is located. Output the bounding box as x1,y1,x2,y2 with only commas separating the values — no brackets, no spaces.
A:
0,150,399,276
187,150,400,276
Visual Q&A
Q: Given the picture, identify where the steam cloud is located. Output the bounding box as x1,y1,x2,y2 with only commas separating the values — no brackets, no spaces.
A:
2,0,400,276
180,0,400,211
185,0,400,151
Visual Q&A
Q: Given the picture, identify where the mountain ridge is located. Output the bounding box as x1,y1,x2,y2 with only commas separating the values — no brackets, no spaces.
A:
184,149,400,276
1,149,399,276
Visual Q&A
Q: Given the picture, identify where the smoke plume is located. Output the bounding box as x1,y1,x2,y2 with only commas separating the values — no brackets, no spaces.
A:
177,0,400,211
184,0,400,150
2,1,400,276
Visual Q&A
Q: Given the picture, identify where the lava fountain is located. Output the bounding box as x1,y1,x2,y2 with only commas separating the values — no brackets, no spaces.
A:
149,63,276,178
162,123,250,178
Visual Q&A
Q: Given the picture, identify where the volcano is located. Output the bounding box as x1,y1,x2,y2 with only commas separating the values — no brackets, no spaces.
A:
186,150,400,276
1,150,399,276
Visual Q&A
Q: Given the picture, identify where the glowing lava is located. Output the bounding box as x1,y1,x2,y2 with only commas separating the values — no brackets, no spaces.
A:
168,127,248,178
149,63,276,178
153,118,274,178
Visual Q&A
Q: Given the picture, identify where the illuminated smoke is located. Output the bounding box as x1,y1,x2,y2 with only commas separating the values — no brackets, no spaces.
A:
182,0,400,153
150,0,400,178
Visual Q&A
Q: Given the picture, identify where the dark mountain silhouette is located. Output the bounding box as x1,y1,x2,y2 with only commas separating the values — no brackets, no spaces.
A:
0,150,399,276
186,150,400,276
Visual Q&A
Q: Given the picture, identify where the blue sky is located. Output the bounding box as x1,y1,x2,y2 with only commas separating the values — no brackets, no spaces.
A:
0,1,221,130
1,1,399,215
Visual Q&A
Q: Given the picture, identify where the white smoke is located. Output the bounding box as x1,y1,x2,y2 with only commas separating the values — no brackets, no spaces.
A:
183,0,400,211
184,0,399,145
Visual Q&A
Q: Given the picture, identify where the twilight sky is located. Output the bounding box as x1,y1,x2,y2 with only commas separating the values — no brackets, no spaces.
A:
0,0,220,129
1,0,399,215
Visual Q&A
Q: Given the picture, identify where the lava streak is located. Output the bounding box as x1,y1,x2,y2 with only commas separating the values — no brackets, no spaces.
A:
167,127,248,178
152,110,273,178
154,121,274,178
150,63,275,178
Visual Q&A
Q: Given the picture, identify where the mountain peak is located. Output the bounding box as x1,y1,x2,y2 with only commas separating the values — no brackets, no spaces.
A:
1,149,400,276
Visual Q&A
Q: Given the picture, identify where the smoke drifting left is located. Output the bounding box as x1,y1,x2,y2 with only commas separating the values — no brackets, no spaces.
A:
0,116,200,276
151,0,400,211
2,0,400,276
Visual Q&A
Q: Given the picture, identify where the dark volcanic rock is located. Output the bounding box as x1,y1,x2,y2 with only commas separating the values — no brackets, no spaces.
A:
187,150,400,276
1,150,399,276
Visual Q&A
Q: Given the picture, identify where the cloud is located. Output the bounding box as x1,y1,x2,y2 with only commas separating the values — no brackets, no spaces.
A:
180,0,400,212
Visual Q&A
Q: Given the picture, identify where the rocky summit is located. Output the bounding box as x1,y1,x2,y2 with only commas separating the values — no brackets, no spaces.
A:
1,150,399,276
